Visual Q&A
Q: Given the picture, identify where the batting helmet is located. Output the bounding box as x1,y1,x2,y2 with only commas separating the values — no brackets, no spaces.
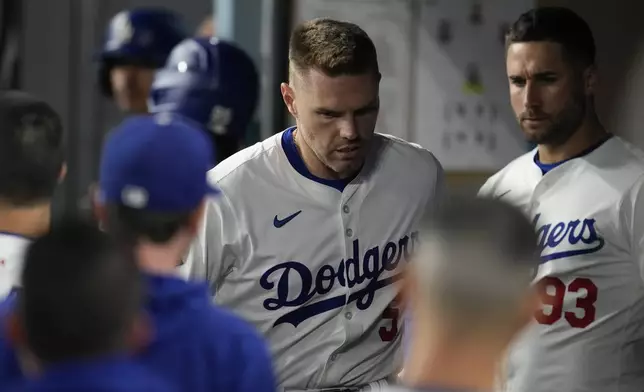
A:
149,37,259,161
97,8,188,97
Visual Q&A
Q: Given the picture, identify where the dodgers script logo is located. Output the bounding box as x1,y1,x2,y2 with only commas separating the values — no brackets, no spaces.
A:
260,232,419,327
533,213,605,263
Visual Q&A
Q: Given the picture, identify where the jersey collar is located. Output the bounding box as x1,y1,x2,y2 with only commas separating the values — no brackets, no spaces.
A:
533,134,613,175
281,126,353,192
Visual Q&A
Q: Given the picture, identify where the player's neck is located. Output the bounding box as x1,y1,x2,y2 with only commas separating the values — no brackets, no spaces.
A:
0,202,51,238
292,128,353,180
135,235,190,276
538,116,608,164
403,329,503,391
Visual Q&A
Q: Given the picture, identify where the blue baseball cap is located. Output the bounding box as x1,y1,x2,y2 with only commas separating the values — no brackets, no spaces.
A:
99,112,219,212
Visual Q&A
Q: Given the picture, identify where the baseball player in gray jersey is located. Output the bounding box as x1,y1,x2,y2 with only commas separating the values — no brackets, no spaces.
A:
385,197,540,392
181,17,444,392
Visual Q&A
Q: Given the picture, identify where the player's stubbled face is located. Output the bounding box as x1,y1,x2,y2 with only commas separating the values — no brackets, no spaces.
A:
295,69,379,178
506,42,587,146
110,65,155,114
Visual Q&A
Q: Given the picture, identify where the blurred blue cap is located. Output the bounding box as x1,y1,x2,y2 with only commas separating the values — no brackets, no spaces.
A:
99,113,219,212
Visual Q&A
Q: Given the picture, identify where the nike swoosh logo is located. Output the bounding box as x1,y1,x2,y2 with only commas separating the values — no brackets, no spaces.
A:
273,210,302,228
496,190,511,200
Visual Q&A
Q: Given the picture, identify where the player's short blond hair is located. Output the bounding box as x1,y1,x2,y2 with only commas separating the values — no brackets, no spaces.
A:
288,18,380,79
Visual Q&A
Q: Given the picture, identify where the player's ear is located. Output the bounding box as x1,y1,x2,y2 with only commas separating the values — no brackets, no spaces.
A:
280,82,298,119
127,310,153,354
91,185,107,227
186,199,207,235
58,162,67,183
583,64,598,96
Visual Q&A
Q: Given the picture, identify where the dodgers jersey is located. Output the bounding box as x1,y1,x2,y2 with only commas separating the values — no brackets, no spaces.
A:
0,233,30,299
478,136,644,392
381,387,480,392
182,127,443,389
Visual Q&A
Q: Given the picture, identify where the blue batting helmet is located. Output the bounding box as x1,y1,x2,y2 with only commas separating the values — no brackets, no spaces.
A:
149,37,259,160
97,8,188,97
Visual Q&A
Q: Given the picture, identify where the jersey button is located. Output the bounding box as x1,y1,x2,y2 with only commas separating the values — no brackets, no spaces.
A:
345,312,353,320
343,205,350,214
345,228,353,237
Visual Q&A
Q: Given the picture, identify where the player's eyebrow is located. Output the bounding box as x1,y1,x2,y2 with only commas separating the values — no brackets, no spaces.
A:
509,71,558,81
533,71,558,79
314,100,379,117
314,107,343,116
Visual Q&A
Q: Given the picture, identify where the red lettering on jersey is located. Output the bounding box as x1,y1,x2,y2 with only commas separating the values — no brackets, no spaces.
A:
379,305,400,341
380,295,402,341
535,277,598,329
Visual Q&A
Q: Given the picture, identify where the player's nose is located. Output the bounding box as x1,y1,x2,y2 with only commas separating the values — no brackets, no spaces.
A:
523,81,542,108
339,120,359,140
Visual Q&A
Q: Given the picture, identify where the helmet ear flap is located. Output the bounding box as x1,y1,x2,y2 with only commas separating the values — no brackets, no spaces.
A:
98,63,113,97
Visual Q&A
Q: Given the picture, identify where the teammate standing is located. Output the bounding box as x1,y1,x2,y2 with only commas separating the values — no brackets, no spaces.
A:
4,220,173,392
93,113,275,392
383,197,540,392
196,14,216,37
479,7,644,392
0,91,65,299
182,17,444,390
149,37,259,162
96,8,187,114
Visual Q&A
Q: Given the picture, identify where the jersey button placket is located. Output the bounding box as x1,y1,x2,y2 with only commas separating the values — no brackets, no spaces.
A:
340,201,354,335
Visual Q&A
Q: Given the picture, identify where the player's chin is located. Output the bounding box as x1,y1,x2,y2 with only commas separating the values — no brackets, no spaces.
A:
330,159,363,178
116,93,147,113
521,127,554,145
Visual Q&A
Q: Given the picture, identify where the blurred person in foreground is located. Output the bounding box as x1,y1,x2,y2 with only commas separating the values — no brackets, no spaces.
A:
149,36,259,163
0,113,275,392
93,113,275,392
0,91,65,300
386,197,540,392
4,220,174,392
479,7,644,392
96,8,187,114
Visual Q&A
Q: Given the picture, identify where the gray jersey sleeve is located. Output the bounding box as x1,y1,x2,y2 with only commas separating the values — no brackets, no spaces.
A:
181,191,243,295
619,174,644,283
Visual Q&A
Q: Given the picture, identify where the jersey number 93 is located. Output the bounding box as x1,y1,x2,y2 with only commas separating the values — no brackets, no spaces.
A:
535,277,598,329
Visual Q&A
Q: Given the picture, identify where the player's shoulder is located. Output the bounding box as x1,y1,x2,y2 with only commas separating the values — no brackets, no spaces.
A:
569,136,644,195
375,133,443,174
478,148,537,198
610,135,644,160
208,131,283,184
601,136,644,174
372,134,444,200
